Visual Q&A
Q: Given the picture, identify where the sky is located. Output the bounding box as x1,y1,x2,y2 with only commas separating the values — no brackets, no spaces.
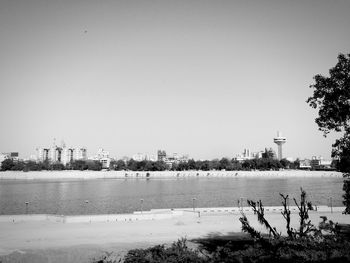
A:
0,0,349,160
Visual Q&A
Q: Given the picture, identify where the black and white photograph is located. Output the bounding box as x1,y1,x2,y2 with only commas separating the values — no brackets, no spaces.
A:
0,0,350,262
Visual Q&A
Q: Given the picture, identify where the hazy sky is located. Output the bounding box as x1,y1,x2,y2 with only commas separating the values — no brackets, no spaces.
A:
0,0,349,160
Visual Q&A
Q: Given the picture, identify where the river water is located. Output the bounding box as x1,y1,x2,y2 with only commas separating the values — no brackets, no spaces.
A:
0,176,344,215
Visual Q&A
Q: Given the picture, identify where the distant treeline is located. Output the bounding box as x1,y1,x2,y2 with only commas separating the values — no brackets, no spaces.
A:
0,157,302,172
0,159,103,171
111,158,301,171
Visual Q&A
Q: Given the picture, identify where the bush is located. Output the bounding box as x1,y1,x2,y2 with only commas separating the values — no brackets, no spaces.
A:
123,239,205,263
232,189,350,262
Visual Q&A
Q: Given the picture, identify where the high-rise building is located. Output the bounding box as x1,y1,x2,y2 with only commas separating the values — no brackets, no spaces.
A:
75,148,87,160
243,148,251,158
37,148,49,162
36,142,87,164
273,131,287,160
61,148,74,165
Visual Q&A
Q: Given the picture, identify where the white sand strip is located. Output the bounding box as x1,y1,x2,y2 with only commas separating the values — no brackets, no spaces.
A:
0,205,343,223
0,170,343,180
0,209,348,256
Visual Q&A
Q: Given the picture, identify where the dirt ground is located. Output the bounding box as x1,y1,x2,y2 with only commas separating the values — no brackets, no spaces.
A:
0,210,348,263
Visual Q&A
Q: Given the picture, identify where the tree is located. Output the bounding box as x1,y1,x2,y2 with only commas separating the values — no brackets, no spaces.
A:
292,158,300,169
71,160,88,170
280,158,290,169
1,158,15,171
153,161,167,171
86,160,102,171
11,160,25,170
219,158,231,170
209,159,220,170
126,159,138,171
307,53,350,135
52,162,65,170
307,53,350,214
187,159,196,170
115,160,126,170
25,160,42,171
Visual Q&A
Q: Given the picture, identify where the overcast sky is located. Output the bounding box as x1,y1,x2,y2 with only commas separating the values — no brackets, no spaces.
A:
0,0,349,160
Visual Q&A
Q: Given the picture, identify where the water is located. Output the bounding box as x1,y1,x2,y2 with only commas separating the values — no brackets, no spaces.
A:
0,177,344,215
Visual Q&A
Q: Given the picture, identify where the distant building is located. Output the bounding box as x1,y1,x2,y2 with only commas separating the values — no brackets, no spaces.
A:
233,147,277,162
299,159,312,169
157,150,167,162
165,153,189,168
0,152,19,168
310,156,333,170
61,148,74,165
264,147,277,159
233,148,253,161
233,148,266,162
273,131,287,160
1,152,19,161
131,153,157,162
36,148,49,162
156,150,188,168
252,151,264,159
74,148,87,160
93,148,110,169
36,140,87,165
132,153,146,161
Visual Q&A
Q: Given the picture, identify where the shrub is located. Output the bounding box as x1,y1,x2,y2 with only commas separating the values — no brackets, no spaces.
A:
123,239,205,263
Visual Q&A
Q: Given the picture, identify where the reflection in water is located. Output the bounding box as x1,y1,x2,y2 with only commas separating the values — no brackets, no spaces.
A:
0,177,344,215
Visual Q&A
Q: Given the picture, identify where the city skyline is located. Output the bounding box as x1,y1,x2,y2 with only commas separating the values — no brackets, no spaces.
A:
3,135,332,162
0,131,337,161
1,0,349,160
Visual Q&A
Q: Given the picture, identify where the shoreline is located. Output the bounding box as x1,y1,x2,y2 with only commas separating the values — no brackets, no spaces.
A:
0,170,342,180
0,205,343,222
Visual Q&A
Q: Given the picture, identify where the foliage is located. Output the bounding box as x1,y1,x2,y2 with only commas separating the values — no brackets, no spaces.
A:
209,237,350,263
0,156,330,173
70,160,88,170
123,238,205,263
307,53,350,135
113,159,126,170
230,189,350,262
114,157,297,172
86,160,103,171
245,200,280,238
343,177,350,214
0,159,103,171
0,158,15,171
24,160,42,171
240,189,320,241
51,162,65,170
293,189,318,238
307,53,350,214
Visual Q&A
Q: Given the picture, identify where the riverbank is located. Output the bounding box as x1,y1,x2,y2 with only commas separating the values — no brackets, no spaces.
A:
0,208,347,263
0,170,342,180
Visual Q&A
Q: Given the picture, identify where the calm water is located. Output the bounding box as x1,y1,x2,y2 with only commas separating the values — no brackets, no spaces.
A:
0,177,344,215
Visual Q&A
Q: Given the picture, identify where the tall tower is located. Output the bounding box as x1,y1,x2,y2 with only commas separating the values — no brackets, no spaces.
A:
273,131,287,160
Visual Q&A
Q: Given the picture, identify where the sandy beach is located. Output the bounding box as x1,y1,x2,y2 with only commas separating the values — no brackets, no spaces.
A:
0,208,348,263
0,170,342,180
